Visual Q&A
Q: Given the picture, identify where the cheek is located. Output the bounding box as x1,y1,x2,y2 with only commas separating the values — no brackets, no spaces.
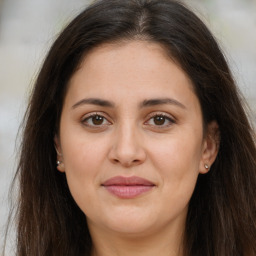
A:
60,131,108,206
61,124,106,172
149,132,202,195
150,133,202,172
150,140,201,220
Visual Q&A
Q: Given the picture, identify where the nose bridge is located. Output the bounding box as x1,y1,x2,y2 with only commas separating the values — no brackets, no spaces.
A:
118,120,137,151
109,118,146,166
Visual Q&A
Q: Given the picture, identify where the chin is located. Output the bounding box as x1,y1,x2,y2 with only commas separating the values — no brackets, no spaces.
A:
92,207,162,236
105,220,156,236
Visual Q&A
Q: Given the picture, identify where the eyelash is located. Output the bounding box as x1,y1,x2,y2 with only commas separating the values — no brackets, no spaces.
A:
144,112,176,129
81,112,112,128
81,112,176,129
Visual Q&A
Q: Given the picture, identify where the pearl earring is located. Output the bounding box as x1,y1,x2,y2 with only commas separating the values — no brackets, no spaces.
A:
204,164,209,170
57,160,61,165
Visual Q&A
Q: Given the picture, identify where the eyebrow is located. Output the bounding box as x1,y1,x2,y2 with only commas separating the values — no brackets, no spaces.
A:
72,98,115,109
140,98,186,109
71,97,186,110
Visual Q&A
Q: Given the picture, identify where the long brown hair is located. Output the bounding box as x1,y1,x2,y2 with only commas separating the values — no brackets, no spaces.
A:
5,0,256,255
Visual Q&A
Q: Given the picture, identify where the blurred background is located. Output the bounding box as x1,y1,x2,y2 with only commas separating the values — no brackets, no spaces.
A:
0,0,255,254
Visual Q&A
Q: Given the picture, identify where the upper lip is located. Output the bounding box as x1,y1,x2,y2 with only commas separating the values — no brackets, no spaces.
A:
102,176,155,186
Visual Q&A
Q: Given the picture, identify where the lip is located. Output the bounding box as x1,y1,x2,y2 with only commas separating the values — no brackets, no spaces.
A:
102,176,155,199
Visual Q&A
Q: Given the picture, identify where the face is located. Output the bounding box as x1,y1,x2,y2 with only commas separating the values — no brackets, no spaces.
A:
56,41,218,238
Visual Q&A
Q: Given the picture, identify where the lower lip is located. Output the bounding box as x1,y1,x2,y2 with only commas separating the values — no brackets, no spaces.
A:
103,185,154,199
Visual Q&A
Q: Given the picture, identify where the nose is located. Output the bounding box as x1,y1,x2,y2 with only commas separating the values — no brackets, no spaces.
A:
108,123,146,167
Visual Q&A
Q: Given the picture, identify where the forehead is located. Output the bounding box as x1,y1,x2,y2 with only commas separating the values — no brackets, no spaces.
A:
70,41,193,88
65,40,198,109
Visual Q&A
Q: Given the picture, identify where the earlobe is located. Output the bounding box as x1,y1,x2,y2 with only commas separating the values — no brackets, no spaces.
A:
199,121,220,174
56,160,65,172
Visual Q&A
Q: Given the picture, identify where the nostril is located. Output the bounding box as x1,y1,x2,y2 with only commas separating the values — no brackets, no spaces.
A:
108,140,147,167
111,157,141,167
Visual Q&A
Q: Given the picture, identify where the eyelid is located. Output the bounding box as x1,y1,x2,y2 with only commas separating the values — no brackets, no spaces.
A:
80,111,176,130
81,112,112,127
144,112,176,127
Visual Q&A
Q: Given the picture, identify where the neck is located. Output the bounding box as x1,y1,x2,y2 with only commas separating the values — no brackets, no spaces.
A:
89,221,184,256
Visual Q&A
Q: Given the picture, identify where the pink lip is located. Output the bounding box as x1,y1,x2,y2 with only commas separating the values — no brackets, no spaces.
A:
102,176,155,199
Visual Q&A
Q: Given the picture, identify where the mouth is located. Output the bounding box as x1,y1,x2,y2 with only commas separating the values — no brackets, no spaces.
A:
101,176,155,199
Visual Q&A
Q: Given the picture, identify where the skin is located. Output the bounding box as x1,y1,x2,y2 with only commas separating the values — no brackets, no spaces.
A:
55,40,219,256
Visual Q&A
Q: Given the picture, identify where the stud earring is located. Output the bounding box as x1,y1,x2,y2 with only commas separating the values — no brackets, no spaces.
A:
57,160,61,165
204,164,209,170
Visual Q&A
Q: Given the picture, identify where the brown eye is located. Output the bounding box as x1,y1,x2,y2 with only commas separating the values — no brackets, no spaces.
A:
82,114,111,128
91,115,104,125
153,116,166,125
145,113,175,128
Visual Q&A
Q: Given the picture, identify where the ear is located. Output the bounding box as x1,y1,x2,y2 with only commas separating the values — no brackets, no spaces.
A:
199,121,220,174
54,135,65,173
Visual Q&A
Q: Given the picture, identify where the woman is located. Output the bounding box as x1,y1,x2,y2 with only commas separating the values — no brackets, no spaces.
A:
8,0,256,255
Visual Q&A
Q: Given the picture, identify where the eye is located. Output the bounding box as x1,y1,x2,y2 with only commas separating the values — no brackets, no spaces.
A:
145,113,175,128
81,113,111,128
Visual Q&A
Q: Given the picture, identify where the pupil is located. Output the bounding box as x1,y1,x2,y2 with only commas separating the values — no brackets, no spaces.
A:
154,116,165,125
92,115,103,125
